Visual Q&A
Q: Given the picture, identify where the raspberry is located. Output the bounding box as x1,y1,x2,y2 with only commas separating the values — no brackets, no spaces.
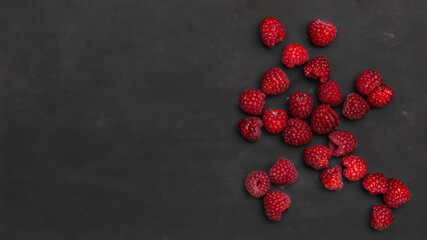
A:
362,173,388,195
304,56,331,84
328,130,357,157
310,104,340,135
239,89,266,115
342,93,370,120
269,158,298,185
260,17,286,48
260,68,290,95
383,178,410,209
245,171,270,198
355,70,383,96
238,117,263,142
287,91,313,119
320,166,343,191
317,80,342,107
282,118,312,146
281,43,309,68
341,155,368,181
367,84,394,108
308,19,337,47
263,190,291,221
303,145,331,170
262,109,287,134
370,204,394,231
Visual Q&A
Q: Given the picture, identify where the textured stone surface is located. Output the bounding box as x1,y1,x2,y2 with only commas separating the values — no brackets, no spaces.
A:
0,0,426,239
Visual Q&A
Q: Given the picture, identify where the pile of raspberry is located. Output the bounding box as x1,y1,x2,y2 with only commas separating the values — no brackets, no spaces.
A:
239,17,409,231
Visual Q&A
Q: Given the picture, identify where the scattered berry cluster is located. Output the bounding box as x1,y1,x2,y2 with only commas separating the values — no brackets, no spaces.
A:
239,17,408,231
245,158,297,221
304,138,410,230
343,70,394,120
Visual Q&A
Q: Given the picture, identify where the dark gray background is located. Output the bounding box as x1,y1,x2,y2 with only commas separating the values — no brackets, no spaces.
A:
1,0,426,239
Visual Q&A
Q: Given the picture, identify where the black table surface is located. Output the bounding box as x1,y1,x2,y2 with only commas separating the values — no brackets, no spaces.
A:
1,0,426,239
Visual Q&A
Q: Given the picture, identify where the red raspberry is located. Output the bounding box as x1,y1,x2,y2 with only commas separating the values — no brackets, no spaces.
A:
383,178,410,209
320,166,343,191
310,104,340,135
262,109,287,134
282,118,312,146
269,158,298,185
370,204,394,231
281,43,309,68
303,145,331,170
362,173,388,195
260,17,286,48
304,56,331,84
328,130,357,157
342,93,370,120
355,70,383,96
342,155,368,181
367,84,394,108
239,89,266,115
288,91,313,119
263,190,291,221
308,19,337,47
238,117,263,142
260,68,290,95
317,80,342,107
245,171,270,198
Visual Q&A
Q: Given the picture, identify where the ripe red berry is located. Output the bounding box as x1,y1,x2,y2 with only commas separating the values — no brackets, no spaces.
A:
308,19,337,47
239,89,266,115
304,56,331,84
288,91,313,119
303,145,331,170
310,104,340,135
317,80,342,107
328,130,357,157
342,93,370,120
262,109,287,134
383,178,410,209
320,166,343,191
367,84,394,108
342,155,368,181
269,158,298,185
370,204,394,231
238,117,263,142
260,68,290,95
362,173,388,195
281,43,309,68
355,70,383,96
245,171,270,198
282,118,312,146
263,190,291,221
260,17,286,48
